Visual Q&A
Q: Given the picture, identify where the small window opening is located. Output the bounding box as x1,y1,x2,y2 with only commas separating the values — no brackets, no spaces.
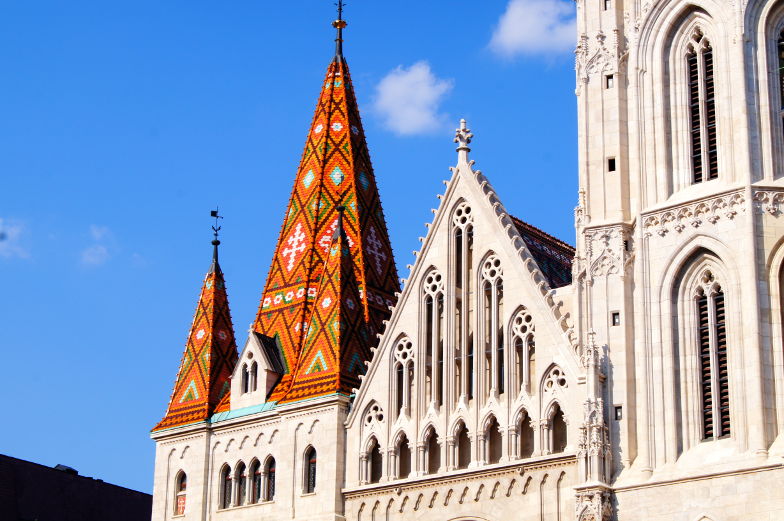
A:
614,405,623,420
605,74,614,88
607,157,616,172
611,312,621,326
603,0,611,10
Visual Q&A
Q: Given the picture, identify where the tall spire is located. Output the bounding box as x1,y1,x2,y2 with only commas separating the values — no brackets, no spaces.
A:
333,0,346,59
282,206,369,401
153,220,238,431
252,20,399,404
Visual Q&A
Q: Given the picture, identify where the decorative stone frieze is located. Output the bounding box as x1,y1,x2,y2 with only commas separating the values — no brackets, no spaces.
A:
641,189,745,237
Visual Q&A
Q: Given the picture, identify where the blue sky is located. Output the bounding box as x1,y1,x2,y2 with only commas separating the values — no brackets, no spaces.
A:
0,1,577,493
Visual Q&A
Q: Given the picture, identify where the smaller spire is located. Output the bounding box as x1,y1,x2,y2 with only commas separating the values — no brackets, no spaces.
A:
210,208,223,271
332,0,347,59
454,119,473,165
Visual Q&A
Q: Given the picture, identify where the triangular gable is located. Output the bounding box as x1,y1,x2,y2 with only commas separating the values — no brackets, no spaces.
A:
348,121,577,424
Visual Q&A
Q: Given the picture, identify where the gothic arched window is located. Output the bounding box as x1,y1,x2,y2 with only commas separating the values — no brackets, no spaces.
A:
235,462,247,506
456,422,471,469
393,337,414,419
481,254,504,397
485,416,502,464
304,447,317,493
511,308,536,395
778,29,784,139
250,460,261,503
369,438,383,484
250,362,258,392
452,202,474,403
686,29,718,183
550,404,567,454
695,271,730,439
219,465,232,509
241,364,249,394
423,269,445,407
519,412,535,458
264,457,276,501
425,427,440,474
396,434,412,479
175,471,187,515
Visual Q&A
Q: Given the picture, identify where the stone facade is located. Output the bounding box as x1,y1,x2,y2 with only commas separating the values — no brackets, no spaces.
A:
151,0,784,519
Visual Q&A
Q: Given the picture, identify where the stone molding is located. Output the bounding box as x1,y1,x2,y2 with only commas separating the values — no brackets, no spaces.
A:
641,189,745,237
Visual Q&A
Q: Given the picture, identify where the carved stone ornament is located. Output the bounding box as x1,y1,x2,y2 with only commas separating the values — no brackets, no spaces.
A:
583,225,632,280
576,488,613,521
753,190,784,216
642,190,745,237
575,30,628,94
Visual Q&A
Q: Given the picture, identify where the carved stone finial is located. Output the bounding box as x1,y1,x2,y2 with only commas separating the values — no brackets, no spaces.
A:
454,118,473,164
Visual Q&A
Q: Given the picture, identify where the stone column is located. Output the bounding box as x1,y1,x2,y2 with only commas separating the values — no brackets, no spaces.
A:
359,453,369,485
446,436,456,471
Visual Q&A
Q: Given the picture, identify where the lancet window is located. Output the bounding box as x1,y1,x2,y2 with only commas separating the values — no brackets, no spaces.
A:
452,202,474,403
241,364,250,394
694,270,730,439
518,411,535,458
481,254,504,397
424,427,441,474
393,337,414,419
235,462,247,506
484,416,503,464
778,30,784,137
455,422,471,469
686,29,718,183
304,447,317,493
264,457,276,501
511,308,536,395
423,269,445,407
250,362,258,392
174,471,186,515
250,460,262,503
395,434,412,479
219,465,232,509
549,404,567,454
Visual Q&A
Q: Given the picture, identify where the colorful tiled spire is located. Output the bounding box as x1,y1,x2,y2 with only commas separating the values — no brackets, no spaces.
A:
153,238,238,431
254,14,399,403
283,207,369,401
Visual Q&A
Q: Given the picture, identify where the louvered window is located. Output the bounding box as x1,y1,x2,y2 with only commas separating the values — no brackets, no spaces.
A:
778,30,784,138
696,275,730,440
686,30,718,184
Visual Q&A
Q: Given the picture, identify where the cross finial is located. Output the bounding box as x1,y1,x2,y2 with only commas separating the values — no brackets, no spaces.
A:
454,119,473,164
332,0,347,59
210,208,223,267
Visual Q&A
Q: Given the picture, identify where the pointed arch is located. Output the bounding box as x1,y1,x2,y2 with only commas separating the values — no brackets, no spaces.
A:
174,470,187,515
479,251,504,398
303,445,317,493
422,267,445,407
218,463,232,509
451,198,475,403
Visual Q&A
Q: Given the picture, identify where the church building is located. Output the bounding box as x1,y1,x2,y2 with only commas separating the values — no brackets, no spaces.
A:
150,1,784,520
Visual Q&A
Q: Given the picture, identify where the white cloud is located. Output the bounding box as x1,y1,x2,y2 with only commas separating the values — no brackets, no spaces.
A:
81,244,110,266
0,218,30,259
489,0,576,57
80,224,114,267
374,61,453,136
89,225,111,241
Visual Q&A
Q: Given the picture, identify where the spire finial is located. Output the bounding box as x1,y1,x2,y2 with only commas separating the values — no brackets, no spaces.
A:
454,118,473,164
332,0,347,59
210,208,223,267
